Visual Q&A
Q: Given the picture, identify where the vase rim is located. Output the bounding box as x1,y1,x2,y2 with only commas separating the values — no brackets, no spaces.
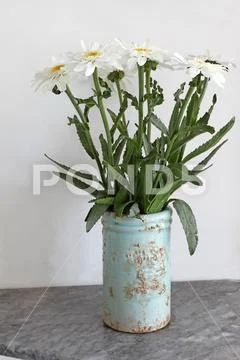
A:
102,206,172,228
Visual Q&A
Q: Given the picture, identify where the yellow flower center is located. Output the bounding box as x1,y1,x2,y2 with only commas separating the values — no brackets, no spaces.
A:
83,51,101,59
50,64,65,73
135,47,150,54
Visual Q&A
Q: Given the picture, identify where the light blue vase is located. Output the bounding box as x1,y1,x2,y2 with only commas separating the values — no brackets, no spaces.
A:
102,208,172,333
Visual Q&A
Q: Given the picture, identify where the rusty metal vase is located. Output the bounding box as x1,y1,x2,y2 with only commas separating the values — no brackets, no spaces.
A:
102,208,172,333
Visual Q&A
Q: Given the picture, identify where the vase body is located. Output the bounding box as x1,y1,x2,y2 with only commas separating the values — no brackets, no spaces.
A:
102,208,172,333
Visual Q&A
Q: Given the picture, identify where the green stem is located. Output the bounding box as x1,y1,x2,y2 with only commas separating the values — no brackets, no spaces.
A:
65,85,106,187
165,133,178,160
65,85,86,124
115,80,127,129
199,77,208,104
137,65,145,153
145,69,151,141
175,76,209,164
93,68,114,165
178,84,195,126
153,171,163,190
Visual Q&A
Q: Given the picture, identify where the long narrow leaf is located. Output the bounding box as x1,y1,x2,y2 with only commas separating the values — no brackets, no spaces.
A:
168,124,215,161
147,180,183,213
54,171,100,197
173,199,198,255
110,95,128,137
114,138,127,164
183,117,235,163
114,188,130,216
68,116,98,160
107,109,126,136
191,140,228,173
197,94,217,125
95,196,115,205
45,154,102,184
142,134,153,156
85,203,109,232
150,113,168,135
99,134,109,162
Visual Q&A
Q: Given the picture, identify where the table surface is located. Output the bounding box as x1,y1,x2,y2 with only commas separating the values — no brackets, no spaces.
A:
0,281,240,360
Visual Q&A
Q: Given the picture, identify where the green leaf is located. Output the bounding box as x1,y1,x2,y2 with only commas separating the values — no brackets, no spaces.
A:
197,94,217,125
122,91,139,109
183,117,235,163
107,109,126,136
169,100,181,137
170,164,203,186
144,79,164,110
150,113,168,135
168,82,186,136
99,134,108,162
157,134,167,160
54,171,100,197
45,154,102,184
123,138,137,164
191,140,228,174
110,95,128,137
142,134,153,156
116,201,135,217
173,82,186,101
95,196,115,205
52,85,62,95
114,187,130,216
99,77,112,98
112,134,124,152
68,116,98,160
85,203,109,232
185,92,200,127
147,179,183,213
114,138,127,164
173,199,198,255
168,123,215,161
76,96,97,120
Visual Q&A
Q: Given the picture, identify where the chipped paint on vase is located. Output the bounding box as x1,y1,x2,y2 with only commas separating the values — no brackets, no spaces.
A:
102,208,172,333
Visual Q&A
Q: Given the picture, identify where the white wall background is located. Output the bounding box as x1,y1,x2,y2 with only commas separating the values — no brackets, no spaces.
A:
0,0,239,288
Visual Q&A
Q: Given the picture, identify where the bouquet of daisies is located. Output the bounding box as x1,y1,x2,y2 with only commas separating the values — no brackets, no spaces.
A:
34,40,235,255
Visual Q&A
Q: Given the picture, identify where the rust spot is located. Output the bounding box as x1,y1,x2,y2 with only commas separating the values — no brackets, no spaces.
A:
124,242,167,299
157,314,171,329
166,294,170,306
139,224,162,232
104,313,171,333
124,287,134,299
126,242,166,270
124,270,166,299
131,316,170,333
108,286,114,297
131,325,153,333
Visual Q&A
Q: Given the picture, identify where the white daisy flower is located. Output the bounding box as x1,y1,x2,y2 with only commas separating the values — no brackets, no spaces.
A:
33,55,71,92
115,38,170,70
172,52,234,88
71,41,123,77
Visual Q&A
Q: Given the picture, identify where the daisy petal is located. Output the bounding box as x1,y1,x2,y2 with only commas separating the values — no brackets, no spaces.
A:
85,62,96,76
127,57,137,71
115,38,127,49
212,72,226,88
74,63,85,72
91,42,100,51
187,66,200,78
138,56,147,66
80,40,87,51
